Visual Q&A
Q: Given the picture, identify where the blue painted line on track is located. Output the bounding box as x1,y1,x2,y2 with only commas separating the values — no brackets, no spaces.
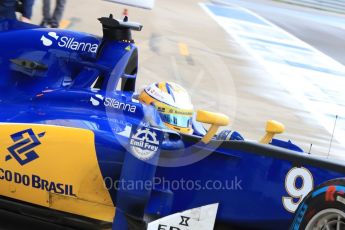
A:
207,4,345,77
206,4,270,26
286,61,345,76
239,35,312,52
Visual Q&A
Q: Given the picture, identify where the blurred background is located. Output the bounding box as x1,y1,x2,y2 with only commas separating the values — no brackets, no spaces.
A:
16,0,345,159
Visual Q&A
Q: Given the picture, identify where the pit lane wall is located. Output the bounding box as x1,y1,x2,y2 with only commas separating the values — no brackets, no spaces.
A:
275,0,345,14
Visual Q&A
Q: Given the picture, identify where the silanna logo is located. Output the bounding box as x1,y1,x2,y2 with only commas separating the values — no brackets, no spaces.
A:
129,128,160,161
5,129,45,166
40,32,99,53
90,94,104,106
90,94,137,113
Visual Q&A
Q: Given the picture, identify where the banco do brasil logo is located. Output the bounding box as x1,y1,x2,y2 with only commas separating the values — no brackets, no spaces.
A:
5,129,45,166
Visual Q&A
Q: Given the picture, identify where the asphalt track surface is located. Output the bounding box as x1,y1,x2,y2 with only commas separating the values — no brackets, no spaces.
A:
221,0,345,65
3,0,345,229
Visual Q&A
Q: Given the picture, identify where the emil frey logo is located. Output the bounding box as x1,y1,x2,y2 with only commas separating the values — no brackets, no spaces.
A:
40,32,99,53
129,128,160,160
90,94,137,113
5,129,45,166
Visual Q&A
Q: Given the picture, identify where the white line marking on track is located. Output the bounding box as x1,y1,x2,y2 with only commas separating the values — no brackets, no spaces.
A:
200,2,345,148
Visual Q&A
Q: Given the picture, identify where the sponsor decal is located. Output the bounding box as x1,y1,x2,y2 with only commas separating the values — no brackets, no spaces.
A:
90,94,104,106
0,168,76,196
158,107,193,116
147,203,218,230
129,127,161,161
325,185,336,202
2,129,76,196
179,216,190,227
5,129,45,166
146,86,171,104
41,32,59,46
41,32,99,53
337,195,345,205
90,94,137,113
173,109,193,116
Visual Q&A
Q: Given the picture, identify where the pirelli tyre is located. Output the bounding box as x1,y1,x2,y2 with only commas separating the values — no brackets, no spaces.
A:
290,179,345,230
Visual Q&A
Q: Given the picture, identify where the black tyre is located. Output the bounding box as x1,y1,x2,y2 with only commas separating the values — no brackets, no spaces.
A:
290,178,345,230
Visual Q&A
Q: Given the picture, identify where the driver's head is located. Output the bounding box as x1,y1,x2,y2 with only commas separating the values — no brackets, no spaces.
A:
139,82,194,134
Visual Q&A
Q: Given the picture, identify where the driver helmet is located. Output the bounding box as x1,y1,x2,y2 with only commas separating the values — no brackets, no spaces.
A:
139,82,194,134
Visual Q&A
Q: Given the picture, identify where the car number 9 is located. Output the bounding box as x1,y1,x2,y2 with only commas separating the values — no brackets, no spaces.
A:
283,167,314,213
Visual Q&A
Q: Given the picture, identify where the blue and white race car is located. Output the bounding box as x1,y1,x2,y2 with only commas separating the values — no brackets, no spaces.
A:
0,15,345,230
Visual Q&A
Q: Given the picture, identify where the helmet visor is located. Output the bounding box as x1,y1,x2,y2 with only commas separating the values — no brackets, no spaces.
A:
160,113,192,128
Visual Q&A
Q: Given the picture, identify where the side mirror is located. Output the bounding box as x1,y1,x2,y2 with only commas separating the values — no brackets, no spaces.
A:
260,120,285,144
196,110,230,144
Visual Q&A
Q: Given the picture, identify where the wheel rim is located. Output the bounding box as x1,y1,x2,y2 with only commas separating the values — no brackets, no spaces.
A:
305,208,345,230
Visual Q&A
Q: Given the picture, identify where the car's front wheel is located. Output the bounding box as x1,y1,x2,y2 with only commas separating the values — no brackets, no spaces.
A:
290,179,345,230
305,208,345,230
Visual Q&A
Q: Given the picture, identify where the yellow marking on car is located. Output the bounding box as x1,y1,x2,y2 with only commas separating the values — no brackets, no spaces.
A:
158,82,168,93
178,43,190,56
59,19,71,29
0,124,115,222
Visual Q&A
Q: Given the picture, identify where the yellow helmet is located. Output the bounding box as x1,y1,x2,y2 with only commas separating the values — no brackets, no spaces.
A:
139,82,194,134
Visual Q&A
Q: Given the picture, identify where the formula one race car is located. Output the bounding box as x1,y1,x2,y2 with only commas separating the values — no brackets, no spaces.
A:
0,15,345,230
